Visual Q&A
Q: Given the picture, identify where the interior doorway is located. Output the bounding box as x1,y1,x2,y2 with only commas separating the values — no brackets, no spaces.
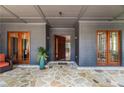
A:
97,30,121,66
54,35,71,61
8,32,30,64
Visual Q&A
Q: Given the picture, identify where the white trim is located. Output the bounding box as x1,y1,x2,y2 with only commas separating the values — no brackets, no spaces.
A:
0,17,43,19
14,65,39,68
1,22,46,25
0,17,17,19
79,20,124,23
46,17,77,20
77,67,124,70
21,17,43,19
14,64,49,68
80,17,113,20
1,17,43,19
50,27,75,30
2,17,124,20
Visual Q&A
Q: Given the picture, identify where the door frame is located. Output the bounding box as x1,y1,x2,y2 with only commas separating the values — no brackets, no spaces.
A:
96,30,108,66
46,27,79,64
96,30,121,66
7,31,31,64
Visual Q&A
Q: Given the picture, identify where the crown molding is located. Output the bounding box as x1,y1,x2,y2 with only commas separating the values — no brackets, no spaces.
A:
1,22,46,25
50,27,75,30
79,20,124,23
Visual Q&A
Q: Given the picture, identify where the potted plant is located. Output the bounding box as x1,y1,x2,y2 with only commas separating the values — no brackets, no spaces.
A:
37,47,48,69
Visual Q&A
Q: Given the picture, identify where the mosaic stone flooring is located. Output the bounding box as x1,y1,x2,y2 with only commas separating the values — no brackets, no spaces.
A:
0,63,124,87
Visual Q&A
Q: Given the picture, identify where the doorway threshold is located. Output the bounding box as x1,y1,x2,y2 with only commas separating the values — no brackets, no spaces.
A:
48,61,75,64
47,61,78,69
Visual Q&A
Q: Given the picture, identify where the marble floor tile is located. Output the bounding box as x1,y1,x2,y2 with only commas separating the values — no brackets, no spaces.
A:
0,63,124,87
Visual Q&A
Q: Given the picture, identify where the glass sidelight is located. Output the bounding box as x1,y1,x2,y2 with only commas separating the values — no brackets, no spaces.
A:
21,33,30,63
97,31,121,66
8,33,19,63
108,32,120,65
8,32,30,64
97,32,107,64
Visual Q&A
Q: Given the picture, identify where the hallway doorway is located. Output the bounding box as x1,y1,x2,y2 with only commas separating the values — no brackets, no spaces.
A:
54,35,71,61
47,28,76,62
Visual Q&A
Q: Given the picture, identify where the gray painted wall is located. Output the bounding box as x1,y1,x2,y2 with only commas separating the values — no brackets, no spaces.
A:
75,23,79,64
79,21,124,66
0,23,2,53
49,28,75,61
2,21,124,67
0,23,4,53
0,35,1,53
2,23,46,64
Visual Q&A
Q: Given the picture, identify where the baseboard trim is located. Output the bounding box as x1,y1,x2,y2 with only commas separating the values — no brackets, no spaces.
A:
14,65,39,68
77,67,124,70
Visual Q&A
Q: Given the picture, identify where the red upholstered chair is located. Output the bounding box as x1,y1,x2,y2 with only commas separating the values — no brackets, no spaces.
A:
0,54,13,73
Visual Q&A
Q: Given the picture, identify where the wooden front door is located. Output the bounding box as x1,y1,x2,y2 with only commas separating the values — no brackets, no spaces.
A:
97,30,121,66
55,35,66,60
8,32,30,64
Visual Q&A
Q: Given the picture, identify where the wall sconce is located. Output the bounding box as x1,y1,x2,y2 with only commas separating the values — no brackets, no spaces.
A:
75,36,77,39
47,37,50,39
75,56,78,59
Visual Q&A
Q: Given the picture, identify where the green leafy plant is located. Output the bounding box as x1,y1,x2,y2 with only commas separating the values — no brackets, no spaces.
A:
37,47,48,63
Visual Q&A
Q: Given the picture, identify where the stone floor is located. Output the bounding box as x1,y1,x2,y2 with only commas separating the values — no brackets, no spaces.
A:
0,63,124,87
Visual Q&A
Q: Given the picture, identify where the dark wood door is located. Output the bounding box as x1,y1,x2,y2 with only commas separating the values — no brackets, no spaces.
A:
55,35,66,60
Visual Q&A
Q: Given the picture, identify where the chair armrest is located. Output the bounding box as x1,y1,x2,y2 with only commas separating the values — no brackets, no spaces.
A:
5,58,10,62
9,60,13,67
5,58,13,67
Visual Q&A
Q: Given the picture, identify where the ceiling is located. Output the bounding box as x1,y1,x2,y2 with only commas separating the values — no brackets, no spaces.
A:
0,5,124,28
